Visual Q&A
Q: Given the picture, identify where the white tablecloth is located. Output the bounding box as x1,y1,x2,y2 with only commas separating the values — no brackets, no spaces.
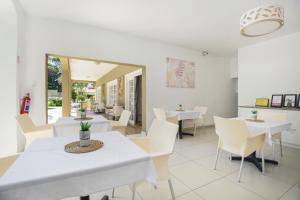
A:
166,110,201,121
53,116,111,137
0,132,156,200
244,119,291,146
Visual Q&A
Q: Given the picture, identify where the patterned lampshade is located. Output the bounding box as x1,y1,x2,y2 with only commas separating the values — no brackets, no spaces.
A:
240,4,284,37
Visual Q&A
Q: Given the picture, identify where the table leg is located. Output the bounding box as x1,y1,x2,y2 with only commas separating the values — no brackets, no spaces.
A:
178,120,194,139
232,152,278,172
80,195,109,200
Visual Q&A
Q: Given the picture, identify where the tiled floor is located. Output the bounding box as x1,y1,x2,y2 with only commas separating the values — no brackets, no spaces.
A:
65,126,300,200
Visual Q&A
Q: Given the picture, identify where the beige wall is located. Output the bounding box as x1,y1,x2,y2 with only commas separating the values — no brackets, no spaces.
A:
96,65,140,105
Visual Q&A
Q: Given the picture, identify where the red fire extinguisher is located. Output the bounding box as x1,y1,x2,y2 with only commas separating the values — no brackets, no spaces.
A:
21,93,31,114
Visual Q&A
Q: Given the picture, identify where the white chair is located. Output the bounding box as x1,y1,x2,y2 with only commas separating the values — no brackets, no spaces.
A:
129,119,179,200
113,105,124,120
0,154,19,176
257,111,287,160
16,114,53,151
185,106,207,135
110,110,131,135
213,116,265,182
153,108,178,124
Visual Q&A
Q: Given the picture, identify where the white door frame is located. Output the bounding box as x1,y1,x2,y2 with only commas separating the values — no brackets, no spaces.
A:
125,69,142,125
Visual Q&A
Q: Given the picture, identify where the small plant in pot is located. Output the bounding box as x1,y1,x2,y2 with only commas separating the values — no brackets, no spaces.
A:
80,122,91,147
178,104,183,111
79,108,86,119
251,110,258,121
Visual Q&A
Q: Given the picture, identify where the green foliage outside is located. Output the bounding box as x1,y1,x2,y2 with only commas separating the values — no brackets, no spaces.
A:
48,97,62,107
47,56,62,92
72,82,95,103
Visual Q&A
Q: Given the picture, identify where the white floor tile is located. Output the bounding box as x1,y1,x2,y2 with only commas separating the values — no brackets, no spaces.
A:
170,161,221,190
195,178,265,200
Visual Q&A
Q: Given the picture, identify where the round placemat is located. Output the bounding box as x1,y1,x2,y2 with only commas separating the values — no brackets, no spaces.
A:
246,119,265,123
64,140,104,154
73,117,93,121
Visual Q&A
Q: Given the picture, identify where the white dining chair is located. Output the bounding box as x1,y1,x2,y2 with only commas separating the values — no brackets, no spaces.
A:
110,110,131,135
213,116,265,182
16,114,53,150
257,111,287,160
129,119,179,200
0,154,19,176
185,106,207,135
113,105,124,120
153,108,178,124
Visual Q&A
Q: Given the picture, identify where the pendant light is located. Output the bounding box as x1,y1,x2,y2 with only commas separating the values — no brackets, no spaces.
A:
240,4,284,37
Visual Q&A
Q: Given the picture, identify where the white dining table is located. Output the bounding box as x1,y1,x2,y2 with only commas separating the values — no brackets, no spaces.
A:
166,110,201,139
0,132,156,200
244,119,292,146
53,115,112,137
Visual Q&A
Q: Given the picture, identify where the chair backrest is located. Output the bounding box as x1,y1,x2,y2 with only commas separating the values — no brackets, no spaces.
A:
16,114,36,133
214,116,249,149
194,106,208,116
153,108,167,120
118,110,131,126
257,111,287,122
113,106,124,117
147,119,179,154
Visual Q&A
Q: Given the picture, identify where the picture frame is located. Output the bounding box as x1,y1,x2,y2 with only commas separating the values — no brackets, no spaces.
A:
283,94,297,107
271,94,283,107
255,98,269,107
298,94,300,108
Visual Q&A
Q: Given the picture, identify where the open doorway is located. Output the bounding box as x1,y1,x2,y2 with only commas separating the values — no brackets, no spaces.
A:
46,54,146,132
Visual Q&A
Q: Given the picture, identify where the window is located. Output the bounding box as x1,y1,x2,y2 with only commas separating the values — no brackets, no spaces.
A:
106,80,117,106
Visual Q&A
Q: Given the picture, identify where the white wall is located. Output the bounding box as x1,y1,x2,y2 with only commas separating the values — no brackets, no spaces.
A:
0,0,18,157
22,16,236,129
238,32,300,105
238,32,300,147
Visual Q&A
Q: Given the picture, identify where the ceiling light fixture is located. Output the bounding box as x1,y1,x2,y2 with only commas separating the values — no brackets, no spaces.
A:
240,4,284,37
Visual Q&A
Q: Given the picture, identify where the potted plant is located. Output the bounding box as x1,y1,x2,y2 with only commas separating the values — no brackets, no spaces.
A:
178,104,183,111
79,108,86,119
79,121,91,147
251,110,258,120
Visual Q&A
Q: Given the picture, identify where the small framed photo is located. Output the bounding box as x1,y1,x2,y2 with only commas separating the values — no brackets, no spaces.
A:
271,94,283,107
284,94,297,107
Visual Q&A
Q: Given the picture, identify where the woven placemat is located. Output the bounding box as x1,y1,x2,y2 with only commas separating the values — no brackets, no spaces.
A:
73,117,93,121
246,119,265,123
64,140,104,154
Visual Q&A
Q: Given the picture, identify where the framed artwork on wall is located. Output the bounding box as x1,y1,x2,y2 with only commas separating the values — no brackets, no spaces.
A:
284,94,297,107
166,57,195,88
271,94,283,107
255,98,269,107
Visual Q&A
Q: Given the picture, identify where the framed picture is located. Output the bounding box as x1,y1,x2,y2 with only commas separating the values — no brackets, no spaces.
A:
271,94,283,107
298,94,300,108
284,94,297,107
255,98,269,107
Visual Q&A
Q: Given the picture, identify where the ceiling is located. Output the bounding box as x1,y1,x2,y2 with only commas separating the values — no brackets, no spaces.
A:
19,0,300,56
70,59,118,81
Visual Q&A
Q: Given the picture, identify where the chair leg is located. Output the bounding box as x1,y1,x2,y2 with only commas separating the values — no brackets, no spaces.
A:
168,179,176,200
111,187,115,198
214,148,220,170
237,156,244,182
272,143,276,161
279,138,283,157
132,183,136,200
261,150,265,174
